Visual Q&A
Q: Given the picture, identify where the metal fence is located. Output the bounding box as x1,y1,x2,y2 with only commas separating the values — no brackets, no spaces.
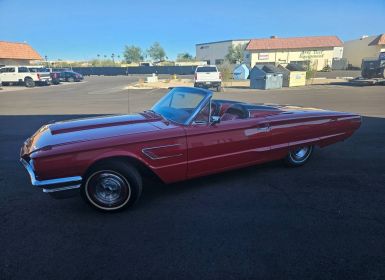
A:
70,66,197,76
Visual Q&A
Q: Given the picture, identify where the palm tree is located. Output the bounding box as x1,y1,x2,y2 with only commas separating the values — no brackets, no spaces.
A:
111,53,115,63
96,54,100,66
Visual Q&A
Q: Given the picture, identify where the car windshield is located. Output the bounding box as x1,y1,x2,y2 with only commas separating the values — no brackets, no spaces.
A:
196,66,217,72
151,87,210,124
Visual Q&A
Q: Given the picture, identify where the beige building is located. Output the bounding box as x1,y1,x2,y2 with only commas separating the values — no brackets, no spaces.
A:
196,39,250,65
245,36,343,71
343,34,385,68
0,41,42,65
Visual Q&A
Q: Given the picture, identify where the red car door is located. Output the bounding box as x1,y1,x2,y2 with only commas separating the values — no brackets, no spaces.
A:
184,117,272,179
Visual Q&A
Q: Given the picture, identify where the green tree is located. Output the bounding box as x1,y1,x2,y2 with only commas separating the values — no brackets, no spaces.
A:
218,62,232,84
147,42,166,61
123,45,143,63
176,52,194,62
225,43,247,64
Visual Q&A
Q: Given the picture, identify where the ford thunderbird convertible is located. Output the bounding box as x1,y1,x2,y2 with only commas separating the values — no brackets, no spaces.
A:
20,87,361,211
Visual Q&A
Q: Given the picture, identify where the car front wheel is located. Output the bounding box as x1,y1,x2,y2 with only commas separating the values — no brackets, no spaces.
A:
81,160,142,212
285,145,313,167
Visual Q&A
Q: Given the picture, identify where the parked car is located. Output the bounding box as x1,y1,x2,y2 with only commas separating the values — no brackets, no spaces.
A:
46,68,62,85
361,58,385,79
0,66,51,87
50,72,61,85
59,70,83,82
27,67,53,86
20,87,361,212
194,65,222,91
52,68,70,72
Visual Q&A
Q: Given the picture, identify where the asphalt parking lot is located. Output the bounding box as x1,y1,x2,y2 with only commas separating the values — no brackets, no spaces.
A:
1,76,385,279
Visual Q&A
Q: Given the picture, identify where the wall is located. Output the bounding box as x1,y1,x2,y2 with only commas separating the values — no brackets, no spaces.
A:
0,59,37,65
343,36,382,68
174,61,207,66
71,66,198,76
249,47,337,70
196,40,249,65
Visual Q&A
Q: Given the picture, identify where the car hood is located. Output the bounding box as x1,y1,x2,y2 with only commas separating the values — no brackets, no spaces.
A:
21,113,165,156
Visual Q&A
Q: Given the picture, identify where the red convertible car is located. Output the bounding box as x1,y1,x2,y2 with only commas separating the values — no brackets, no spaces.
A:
20,87,361,211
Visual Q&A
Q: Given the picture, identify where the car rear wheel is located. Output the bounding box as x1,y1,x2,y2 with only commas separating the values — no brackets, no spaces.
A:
81,160,142,212
285,145,313,167
25,78,35,88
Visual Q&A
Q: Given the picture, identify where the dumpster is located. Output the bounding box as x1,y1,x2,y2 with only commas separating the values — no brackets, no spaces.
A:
250,65,283,89
233,64,250,80
278,63,306,87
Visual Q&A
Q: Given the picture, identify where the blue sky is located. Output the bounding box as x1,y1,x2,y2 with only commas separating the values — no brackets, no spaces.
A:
0,0,384,61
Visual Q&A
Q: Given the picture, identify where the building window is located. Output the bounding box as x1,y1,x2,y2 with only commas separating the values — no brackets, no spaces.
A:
215,59,224,65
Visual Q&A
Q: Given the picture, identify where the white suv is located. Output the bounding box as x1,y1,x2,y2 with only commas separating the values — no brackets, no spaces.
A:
0,66,51,87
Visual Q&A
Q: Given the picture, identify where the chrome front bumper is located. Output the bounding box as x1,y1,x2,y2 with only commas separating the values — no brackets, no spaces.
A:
20,159,82,193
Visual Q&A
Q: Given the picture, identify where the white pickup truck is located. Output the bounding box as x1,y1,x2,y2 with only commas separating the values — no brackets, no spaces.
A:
194,65,222,91
0,66,51,87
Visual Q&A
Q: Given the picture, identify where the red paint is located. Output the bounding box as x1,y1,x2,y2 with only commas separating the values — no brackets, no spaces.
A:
20,101,361,184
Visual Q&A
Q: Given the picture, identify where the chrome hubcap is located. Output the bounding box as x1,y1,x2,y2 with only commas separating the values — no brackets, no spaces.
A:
290,146,311,162
86,171,130,208
294,147,309,159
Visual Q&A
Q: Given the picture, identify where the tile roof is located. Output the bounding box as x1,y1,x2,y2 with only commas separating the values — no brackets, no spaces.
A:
0,41,42,60
246,36,343,51
368,34,385,46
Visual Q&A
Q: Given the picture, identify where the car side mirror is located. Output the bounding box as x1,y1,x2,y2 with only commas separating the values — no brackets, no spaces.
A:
210,116,220,125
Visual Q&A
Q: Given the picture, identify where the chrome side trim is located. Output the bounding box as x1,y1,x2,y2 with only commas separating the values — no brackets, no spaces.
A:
43,185,81,193
244,126,270,136
142,144,183,160
337,116,361,121
20,158,82,190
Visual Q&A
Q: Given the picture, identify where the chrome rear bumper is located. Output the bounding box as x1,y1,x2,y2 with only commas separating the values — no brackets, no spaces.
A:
20,159,82,193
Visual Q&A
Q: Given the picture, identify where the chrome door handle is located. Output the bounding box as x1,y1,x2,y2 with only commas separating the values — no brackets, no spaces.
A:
256,126,270,132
